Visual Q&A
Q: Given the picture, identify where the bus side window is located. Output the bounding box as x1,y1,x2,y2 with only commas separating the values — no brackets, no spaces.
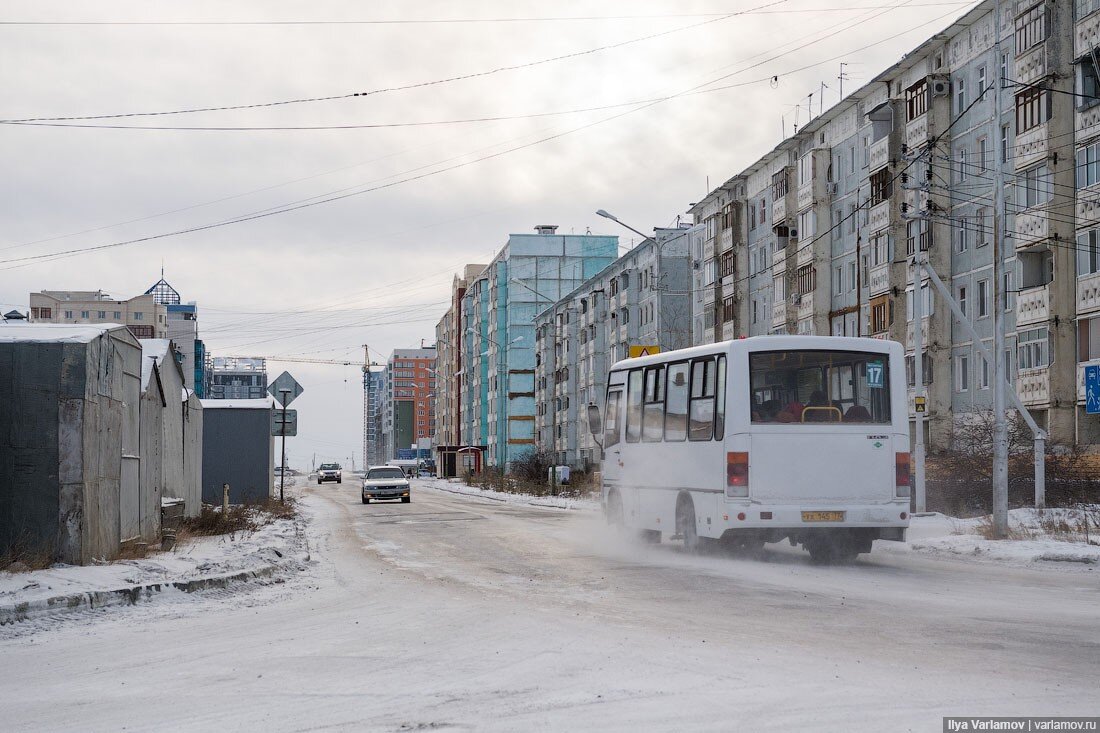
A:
604,390,622,448
626,370,643,443
689,358,715,441
642,365,665,442
715,355,727,440
664,361,689,441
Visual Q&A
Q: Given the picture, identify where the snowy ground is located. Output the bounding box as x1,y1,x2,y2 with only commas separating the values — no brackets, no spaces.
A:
1,475,1097,731
417,475,599,511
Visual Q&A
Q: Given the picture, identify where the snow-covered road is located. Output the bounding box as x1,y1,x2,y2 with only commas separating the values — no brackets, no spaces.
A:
2,477,1097,731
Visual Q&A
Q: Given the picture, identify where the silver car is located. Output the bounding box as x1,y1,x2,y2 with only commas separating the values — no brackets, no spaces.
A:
362,466,411,504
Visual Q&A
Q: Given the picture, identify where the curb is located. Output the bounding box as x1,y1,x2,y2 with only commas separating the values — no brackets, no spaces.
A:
422,482,597,511
0,565,280,626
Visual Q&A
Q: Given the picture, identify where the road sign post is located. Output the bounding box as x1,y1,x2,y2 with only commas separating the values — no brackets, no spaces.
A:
268,372,304,505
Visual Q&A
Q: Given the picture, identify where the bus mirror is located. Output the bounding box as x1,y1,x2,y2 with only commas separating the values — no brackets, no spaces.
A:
586,403,602,438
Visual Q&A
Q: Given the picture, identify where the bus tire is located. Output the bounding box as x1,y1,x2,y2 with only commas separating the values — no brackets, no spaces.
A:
676,495,700,553
606,489,624,527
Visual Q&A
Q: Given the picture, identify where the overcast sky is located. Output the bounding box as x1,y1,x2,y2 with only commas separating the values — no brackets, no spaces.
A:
1,0,978,467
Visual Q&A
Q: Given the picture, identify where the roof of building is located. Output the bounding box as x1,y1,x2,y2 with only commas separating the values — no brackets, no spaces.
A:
200,397,275,409
145,275,181,305
0,322,119,344
139,339,173,389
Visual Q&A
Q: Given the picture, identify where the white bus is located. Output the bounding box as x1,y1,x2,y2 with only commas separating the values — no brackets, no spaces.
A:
587,336,910,563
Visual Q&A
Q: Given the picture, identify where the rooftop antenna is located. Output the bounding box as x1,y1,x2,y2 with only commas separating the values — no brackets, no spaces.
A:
820,81,829,116
839,63,850,101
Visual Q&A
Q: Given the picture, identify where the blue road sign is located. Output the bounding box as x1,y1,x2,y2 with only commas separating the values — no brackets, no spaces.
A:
866,360,885,389
1086,365,1100,415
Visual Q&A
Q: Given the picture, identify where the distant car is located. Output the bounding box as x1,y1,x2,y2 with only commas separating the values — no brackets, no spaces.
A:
362,466,411,504
318,463,342,484
417,459,436,477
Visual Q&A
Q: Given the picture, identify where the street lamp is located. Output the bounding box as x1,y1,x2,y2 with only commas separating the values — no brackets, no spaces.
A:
596,209,650,240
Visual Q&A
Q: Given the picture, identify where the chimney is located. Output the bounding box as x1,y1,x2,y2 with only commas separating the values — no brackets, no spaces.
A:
534,225,558,235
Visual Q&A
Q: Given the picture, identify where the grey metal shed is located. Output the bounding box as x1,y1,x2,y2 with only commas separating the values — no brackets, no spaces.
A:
199,399,274,504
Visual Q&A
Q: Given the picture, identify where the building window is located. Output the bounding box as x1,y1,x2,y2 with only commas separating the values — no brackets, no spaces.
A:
833,266,843,295
797,154,814,187
1001,124,1011,163
1079,229,1100,276
80,310,89,319
870,296,891,333
1078,55,1100,110
798,209,816,239
977,279,990,317
848,261,857,292
955,77,966,114
134,311,144,320
721,295,736,323
1078,315,1100,361
978,66,987,96
906,283,934,320
771,170,789,200
1014,4,1047,53
975,207,990,247
796,264,815,296
1076,142,1100,189
869,168,892,206
978,137,988,172
957,221,969,253
905,79,929,121
905,219,930,256
956,354,970,392
979,354,990,389
1018,327,1050,369
905,354,933,386
1020,164,1053,208
1015,86,1049,133
958,285,968,316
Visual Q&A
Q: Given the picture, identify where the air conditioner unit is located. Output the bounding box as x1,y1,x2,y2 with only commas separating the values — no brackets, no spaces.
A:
931,78,950,97
789,228,799,239
826,182,839,195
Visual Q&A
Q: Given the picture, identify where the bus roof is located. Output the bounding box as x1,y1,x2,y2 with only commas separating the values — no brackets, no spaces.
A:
608,336,903,373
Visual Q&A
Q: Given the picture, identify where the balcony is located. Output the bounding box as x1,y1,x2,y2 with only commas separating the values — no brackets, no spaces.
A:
796,294,814,322
719,227,734,253
1015,285,1049,326
771,299,794,330
1077,271,1100,314
796,182,814,211
1014,208,1049,248
905,317,929,350
772,244,788,272
905,114,928,150
1013,43,1047,87
1078,104,1100,145
1077,184,1100,229
1013,122,1049,170
1076,7,1100,59
1078,360,1100,403
867,200,891,233
1018,368,1050,407
773,195,788,224
868,263,891,297
796,243,813,267
721,321,737,341
704,238,715,261
869,136,891,173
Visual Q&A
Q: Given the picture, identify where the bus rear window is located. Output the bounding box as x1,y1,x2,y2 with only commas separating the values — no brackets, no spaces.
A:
749,350,891,424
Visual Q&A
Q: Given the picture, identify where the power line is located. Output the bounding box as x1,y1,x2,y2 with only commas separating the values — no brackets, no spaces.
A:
0,5,781,124
0,6,975,26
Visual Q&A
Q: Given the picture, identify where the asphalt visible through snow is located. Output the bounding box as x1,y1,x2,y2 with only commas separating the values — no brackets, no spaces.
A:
2,473,1097,732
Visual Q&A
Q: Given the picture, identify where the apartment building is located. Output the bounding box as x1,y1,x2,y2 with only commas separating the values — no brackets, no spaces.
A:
29,290,168,340
207,357,267,400
145,275,206,396
383,347,436,460
458,226,618,470
686,0,1098,450
533,225,694,469
363,368,384,467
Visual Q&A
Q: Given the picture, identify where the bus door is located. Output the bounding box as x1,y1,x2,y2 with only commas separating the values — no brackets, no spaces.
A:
601,387,625,494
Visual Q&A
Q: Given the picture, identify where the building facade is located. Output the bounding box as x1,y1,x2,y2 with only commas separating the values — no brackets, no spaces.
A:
363,368,384,467
383,347,436,460
29,290,168,340
458,226,618,469
207,357,268,400
533,225,694,469
145,276,207,396
685,0,1098,450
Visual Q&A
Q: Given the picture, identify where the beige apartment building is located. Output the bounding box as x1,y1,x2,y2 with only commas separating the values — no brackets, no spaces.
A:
29,290,168,340
689,0,1099,450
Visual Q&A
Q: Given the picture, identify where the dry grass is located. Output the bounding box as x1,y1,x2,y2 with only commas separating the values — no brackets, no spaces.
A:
0,534,54,572
969,509,1100,544
183,497,298,538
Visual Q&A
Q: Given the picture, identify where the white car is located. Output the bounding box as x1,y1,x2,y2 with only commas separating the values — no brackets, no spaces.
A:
317,464,342,484
362,466,411,504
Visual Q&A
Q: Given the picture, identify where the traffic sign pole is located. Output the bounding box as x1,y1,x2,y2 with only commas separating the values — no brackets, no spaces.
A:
279,389,289,503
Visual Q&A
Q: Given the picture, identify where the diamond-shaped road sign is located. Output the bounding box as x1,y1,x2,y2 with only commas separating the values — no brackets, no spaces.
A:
268,371,304,408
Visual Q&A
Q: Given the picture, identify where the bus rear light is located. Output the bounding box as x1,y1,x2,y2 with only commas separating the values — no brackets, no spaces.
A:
736,512,746,521
895,452,911,497
900,512,908,520
726,452,749,497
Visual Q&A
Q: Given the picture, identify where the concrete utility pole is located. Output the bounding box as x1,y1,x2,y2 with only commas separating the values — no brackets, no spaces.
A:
991,0,1010,538
912,253,927,514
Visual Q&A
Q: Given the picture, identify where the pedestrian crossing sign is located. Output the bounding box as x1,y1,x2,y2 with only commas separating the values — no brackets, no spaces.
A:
628,345,661,358
1086,365,1100,415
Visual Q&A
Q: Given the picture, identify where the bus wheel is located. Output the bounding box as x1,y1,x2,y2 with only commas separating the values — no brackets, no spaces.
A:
606,489,624,527
676,496,700,553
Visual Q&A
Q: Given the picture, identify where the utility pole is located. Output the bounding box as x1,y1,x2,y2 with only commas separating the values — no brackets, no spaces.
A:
912,254,927,514
990,0,1009,538
279,388,290,504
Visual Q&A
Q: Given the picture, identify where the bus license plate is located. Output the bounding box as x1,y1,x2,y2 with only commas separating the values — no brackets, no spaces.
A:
802,511,845,522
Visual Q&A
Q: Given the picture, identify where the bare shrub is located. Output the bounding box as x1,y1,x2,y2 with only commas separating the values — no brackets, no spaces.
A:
183,497,297,537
